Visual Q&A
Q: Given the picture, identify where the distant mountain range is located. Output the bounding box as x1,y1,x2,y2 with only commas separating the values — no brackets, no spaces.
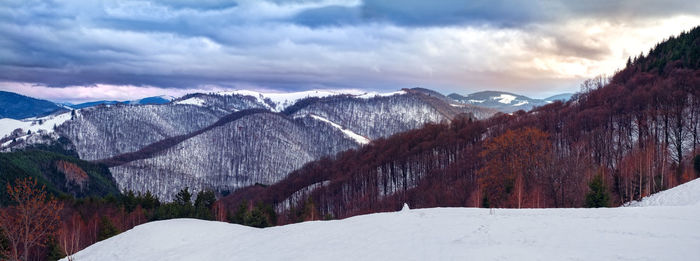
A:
447,91,574,113
64,95,174,109
0,87,573,200
0,91,66,119
0,88,496,200
0,89,574,120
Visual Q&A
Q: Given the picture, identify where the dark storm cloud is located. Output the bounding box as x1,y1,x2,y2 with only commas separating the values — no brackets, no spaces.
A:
0,0,698,96
294,0,700,27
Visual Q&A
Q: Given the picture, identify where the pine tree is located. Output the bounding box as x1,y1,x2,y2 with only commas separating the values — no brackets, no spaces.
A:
585,174,610,208
194,190,216,220
97,216,119,241
174,187,192,206
45,236,65,261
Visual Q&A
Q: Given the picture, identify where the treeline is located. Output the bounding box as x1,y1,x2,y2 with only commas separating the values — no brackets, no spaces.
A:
0,178,278,261
223,26,700,224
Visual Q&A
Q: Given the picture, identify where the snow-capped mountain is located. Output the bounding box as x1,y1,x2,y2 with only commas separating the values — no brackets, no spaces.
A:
68,95,175,109
101,89,495,200
448,91,574,113
63,178,700,261
2,88,496,200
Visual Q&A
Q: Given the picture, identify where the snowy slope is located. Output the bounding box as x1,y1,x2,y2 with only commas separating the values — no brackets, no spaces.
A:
306,114,370,144
217,89,405,112
65,179,700,261
0,112,72,139
627,178,700,207
447,91,575,113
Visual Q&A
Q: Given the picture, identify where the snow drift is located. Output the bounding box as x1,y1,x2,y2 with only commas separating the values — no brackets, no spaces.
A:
64,178,700,261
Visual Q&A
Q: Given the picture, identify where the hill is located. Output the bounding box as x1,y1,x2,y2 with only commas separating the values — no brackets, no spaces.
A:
447,91,572,113
69,96,173,109
222,26,700,221
0,88,495,201
63,178,700,261
0,148,120,205
0,91,63,119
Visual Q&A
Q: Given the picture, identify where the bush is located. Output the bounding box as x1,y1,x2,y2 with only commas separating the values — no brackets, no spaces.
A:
585,174,610,208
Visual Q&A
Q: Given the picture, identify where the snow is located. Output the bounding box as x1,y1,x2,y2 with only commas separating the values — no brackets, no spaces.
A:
492,94,517,104
307,114,370,145
627,178,700,207
513,101,529,106
218,90,359,111
468,99,485,103
173,97,207,106
65,178,700,261
0,112,72,139
356,90,407,99
217,89,405,112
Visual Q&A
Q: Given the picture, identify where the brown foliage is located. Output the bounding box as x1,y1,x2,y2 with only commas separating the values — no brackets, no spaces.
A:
0,178,63,261
56,160,89,188
479,127,551,208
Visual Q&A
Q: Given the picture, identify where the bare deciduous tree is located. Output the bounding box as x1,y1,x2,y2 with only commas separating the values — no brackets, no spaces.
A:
0,178,63,261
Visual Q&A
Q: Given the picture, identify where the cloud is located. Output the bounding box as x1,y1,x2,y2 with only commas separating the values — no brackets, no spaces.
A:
0,0,698,101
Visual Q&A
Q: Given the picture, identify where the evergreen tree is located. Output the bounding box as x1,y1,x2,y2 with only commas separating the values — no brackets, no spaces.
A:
694,155,700,175
45,235,65,261
139,191,160,210
98,216,120,241
122,190,137,212
229,202,249,225
585,174,610,208
194,190,216,209
174,187,192,206
194,190,216,220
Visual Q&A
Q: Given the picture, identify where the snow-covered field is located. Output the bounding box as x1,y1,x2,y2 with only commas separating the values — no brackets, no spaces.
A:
65,178,700,261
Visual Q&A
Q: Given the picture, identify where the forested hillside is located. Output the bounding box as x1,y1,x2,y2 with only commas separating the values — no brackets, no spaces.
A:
0,148,119,205
103,91,490,200
223,27,700,223
0,91,63,119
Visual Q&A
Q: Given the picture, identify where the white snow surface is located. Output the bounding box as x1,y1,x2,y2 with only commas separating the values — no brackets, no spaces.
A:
65,178,700,261
493,94,517,104
217,89,405,112
0,112,72,139
627,177,700,207
173,97,207,106
307,114,370,145
513,100,529,106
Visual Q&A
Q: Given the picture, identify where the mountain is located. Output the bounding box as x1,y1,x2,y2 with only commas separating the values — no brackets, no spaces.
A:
0,91,64,119
222,28,700,221
99,90,494,200
64,178,700,261
544,93,574,102
2,88,496,200
69,95,174,109
447,91,573,113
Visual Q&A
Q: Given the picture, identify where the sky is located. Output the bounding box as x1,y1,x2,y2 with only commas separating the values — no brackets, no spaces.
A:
1,0,699,103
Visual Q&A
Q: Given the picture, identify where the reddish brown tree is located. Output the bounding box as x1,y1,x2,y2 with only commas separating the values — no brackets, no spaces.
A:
479,127,552,208
0,178,63,261
59,213,84,261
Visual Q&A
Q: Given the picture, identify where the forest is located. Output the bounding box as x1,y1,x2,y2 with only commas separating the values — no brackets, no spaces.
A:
1,26,698,261
222,27,700,224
